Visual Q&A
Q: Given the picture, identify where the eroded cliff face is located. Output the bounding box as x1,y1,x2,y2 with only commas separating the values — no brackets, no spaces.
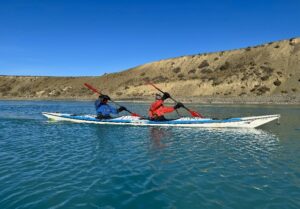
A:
1,38,299,103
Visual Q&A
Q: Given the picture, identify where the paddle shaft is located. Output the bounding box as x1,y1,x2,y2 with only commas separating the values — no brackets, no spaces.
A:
151,84,192,112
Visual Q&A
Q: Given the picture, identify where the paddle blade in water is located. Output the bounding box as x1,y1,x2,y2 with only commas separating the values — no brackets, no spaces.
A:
131,112,141,117
189,110,204,118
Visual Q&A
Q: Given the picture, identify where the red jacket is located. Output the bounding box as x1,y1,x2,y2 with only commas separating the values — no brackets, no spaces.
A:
148,99,175,118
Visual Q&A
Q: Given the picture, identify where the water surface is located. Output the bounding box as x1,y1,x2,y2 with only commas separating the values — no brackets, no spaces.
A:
0,101,299,208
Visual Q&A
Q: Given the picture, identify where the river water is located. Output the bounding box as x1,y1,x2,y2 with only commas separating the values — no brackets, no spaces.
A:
0,101,299,209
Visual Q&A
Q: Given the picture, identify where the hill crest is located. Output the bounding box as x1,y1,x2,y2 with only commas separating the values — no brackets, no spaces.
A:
1,37,299,103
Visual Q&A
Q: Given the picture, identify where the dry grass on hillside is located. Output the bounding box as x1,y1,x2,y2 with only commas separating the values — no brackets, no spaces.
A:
0,37,299,103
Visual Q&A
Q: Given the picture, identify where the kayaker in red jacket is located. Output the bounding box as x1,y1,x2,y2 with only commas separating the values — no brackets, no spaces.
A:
148,92,184,120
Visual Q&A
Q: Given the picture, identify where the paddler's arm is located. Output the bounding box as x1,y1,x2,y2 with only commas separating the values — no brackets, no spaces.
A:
150,100,164,111
158,102,184,114
108,105,127,114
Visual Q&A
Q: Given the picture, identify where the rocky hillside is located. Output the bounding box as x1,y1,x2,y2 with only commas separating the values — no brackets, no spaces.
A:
1,37,300,103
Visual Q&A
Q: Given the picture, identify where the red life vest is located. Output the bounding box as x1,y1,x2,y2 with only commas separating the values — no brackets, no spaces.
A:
148,99,175,119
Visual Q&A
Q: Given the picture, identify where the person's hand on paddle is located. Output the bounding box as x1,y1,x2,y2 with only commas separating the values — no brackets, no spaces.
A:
161,92,171,100
174,102,184,110
117,106,127,113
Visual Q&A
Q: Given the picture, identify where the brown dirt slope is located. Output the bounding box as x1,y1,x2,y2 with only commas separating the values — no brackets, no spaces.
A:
0,37,300,103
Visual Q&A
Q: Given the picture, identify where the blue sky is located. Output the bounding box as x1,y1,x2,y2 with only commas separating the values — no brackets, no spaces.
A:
0,0,299,76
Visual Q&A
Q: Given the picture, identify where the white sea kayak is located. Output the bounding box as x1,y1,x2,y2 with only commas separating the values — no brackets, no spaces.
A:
42,112,280,128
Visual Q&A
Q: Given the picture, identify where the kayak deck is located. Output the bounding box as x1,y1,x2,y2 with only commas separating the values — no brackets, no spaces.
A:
42,112,280,128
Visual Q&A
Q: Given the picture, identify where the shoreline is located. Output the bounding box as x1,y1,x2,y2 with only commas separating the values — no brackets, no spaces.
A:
1,95,300,105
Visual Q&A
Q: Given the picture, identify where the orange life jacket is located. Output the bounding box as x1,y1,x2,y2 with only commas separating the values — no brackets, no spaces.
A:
148,99,175,119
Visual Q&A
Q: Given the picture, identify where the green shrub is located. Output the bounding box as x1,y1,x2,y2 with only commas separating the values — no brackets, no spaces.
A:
289,38,295,42
254,70,262,76
273,79,281,86
188,69,196,74
289,38,296,46
0,85,12,92
219,61,230,71
261,75,270,81
201,68,213,74
177,74,185,80
172,67,181,73
260,66,274,74
198,60,209,68
241,75,248,81
54,91,61,96
256,86,270,95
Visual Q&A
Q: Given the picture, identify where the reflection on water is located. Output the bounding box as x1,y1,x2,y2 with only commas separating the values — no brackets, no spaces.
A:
147,126,279,152
149,127,170,149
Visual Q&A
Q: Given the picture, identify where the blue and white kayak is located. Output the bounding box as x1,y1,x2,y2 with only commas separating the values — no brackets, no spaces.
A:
42,112,280,128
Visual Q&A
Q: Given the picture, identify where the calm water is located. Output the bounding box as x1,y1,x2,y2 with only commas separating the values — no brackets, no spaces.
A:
0,100,299,209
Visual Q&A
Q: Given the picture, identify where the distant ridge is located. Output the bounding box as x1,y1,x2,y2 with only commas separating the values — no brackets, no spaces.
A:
1,37,299,104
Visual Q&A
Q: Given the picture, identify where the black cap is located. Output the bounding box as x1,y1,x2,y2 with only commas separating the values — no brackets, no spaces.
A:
99,95,109,101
